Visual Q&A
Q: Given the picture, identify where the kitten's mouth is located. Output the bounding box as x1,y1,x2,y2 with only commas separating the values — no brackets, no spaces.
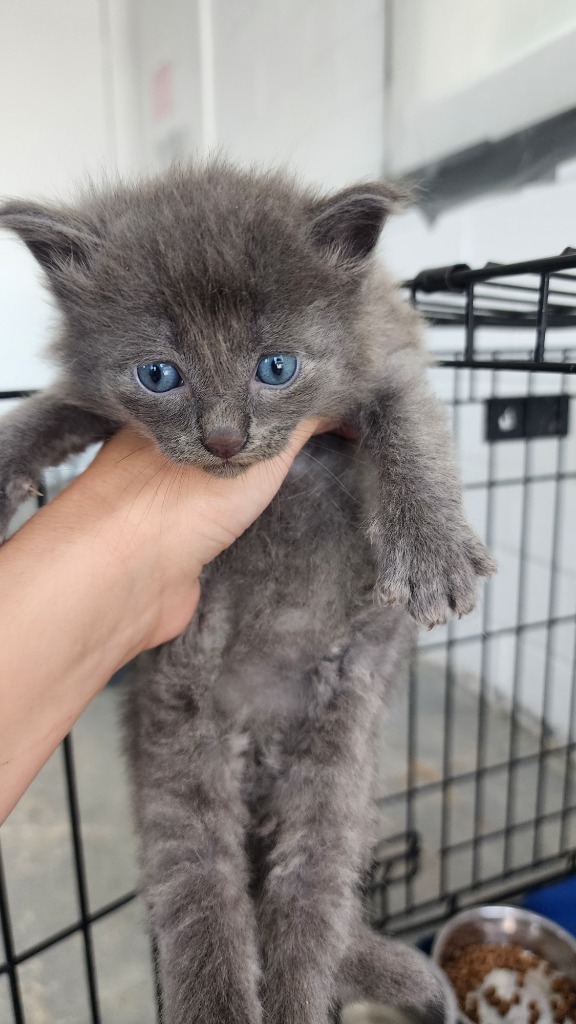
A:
196,420,359,477
202,454,256,478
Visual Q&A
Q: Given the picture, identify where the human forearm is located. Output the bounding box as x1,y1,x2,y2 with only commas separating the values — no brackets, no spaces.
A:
0,486,158,822
0,420,322,822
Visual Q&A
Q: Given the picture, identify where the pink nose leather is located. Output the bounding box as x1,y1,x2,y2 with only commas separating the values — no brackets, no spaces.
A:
202,430,247,460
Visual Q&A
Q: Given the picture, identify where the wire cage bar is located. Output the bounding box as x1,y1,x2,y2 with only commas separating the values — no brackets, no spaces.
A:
1,250,576,1021
406,248,576,373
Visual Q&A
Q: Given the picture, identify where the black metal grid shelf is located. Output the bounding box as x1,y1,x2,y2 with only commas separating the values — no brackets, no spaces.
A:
405,249,576,373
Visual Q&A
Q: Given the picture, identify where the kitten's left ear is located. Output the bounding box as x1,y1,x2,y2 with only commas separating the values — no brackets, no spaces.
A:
308,182,409,263
0,200,100,280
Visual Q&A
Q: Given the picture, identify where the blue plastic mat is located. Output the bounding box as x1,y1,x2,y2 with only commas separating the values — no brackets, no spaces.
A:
522,875,576,937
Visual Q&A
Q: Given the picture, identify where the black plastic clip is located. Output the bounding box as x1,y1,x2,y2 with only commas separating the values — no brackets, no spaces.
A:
486,395,570,442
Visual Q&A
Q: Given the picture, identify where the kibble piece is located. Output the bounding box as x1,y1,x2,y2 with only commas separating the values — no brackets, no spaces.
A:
440,941,576,1022
467,996,479,1024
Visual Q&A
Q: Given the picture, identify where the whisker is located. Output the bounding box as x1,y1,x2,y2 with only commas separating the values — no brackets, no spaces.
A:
114,443,151,466
307,439,368,466
90,450,165,540
300,449,359,504
109,453,168,512
264,452,339,510
141,469,170,524
127,458,172,524
161,462,182,522
175,465,185,508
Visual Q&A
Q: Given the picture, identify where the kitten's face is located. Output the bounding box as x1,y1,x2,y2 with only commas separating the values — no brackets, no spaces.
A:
80,238,358,477
0,167,400,475
112,310,345,477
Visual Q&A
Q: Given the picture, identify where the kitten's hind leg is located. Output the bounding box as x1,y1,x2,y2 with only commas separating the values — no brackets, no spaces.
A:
0,388,117,538
337,920,446,1024
127,663,263,1024
257,612,410,1024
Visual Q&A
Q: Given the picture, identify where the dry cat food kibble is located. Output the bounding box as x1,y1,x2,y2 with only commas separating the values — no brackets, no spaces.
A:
442,943,576,1024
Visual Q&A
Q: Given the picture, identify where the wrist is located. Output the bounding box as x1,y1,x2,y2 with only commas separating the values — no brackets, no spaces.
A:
21,485,150,673
68,462,204,653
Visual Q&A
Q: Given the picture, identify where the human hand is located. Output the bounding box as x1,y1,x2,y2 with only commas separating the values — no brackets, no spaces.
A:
62,418,328,653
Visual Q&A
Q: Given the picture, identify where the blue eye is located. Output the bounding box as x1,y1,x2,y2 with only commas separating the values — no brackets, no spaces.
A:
136,362,183,393
256,354,298,387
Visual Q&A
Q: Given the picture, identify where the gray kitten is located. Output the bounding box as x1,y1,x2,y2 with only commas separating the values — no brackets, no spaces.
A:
0,164,494,1024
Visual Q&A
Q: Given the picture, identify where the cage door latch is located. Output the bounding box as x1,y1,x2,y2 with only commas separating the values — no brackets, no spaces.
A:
486,395,570,442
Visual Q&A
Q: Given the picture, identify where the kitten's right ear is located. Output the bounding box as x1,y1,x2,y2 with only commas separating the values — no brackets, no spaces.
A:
0,201,100,280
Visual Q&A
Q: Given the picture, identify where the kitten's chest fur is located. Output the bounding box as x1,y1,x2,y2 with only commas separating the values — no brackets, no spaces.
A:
150,436,384,735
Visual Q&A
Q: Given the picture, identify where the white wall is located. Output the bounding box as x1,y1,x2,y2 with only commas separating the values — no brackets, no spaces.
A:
388,0,576,172
0,1,110,199
130,0,387,190
0,0,137,390
391,0,576,106
210,0,386,189
129,0,205,170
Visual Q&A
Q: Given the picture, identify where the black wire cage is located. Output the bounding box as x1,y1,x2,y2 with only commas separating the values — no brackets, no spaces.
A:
1,251,576,1023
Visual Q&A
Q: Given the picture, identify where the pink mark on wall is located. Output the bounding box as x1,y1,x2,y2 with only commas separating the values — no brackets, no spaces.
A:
152,64,174,122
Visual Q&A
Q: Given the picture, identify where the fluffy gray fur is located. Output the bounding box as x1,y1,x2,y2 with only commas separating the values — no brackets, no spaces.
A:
0,163,494,1024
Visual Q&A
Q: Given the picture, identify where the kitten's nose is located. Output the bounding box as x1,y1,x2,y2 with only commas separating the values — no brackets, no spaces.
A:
202,429,247,460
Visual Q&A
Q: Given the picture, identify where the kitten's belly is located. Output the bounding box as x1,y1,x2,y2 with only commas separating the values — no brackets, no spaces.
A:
214,648,315,728
197,434,380,730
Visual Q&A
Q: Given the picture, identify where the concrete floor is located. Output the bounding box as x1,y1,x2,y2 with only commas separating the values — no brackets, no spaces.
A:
372,661,576,931
1,662,575,1024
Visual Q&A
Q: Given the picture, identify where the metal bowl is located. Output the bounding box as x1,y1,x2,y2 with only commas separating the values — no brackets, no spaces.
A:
432,905,576,1022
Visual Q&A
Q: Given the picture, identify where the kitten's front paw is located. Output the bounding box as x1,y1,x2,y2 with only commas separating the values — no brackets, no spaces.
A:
374,523,496,628
0,474,39,542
